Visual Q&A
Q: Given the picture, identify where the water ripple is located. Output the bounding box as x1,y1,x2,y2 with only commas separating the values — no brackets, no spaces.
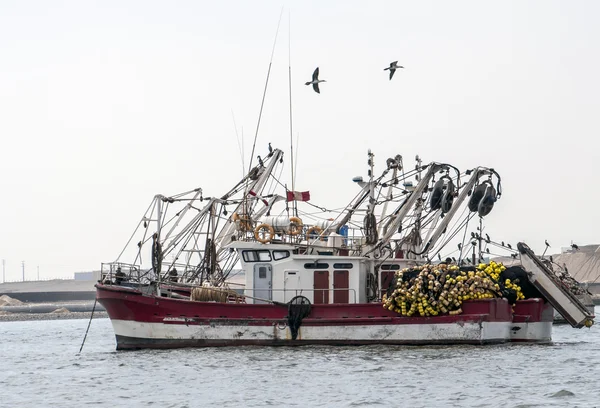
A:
1,313,600,407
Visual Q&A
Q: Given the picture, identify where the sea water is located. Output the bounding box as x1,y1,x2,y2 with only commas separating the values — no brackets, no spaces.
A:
1,309,600,408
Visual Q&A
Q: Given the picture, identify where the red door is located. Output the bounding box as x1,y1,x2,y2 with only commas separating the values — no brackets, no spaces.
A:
333,270,349,303
313,270,329,304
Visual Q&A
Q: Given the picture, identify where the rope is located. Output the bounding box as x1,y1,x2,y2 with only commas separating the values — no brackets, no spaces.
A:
78,298,97,354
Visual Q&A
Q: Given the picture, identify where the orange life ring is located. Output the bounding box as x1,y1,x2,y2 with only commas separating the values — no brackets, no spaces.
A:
306,225,324,241
254,223,275,244
288,217,303,236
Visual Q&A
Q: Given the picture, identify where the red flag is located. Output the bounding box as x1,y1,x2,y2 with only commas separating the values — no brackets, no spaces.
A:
286,191,311,202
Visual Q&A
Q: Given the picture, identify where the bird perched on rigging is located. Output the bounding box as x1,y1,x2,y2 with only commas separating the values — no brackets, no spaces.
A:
384,61,404,80
507,243,512,249
571,243,579,250
485,234,490,243
268,142,273,154
305,67,326,93
545,239,550,247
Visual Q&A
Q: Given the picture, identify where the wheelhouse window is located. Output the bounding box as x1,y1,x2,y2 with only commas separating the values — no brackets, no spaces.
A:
272,250,290,261
381,264,401,270
242,250,272,262
333,263,353,269
304,262,330,269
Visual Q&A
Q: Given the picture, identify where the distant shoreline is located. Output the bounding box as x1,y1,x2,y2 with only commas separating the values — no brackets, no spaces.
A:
0,311,108,322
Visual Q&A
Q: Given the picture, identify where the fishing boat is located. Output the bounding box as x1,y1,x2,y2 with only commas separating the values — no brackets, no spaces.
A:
95,147,594,349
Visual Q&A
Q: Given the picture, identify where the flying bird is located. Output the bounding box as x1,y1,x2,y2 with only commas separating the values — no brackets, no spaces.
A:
384,61,404,80
305,67,326,93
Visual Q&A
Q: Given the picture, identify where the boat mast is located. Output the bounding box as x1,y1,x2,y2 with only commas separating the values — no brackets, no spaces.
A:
377,155,402,237
155,196,163,294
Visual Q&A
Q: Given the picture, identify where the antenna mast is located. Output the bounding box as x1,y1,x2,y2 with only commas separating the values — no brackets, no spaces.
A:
247,8,284,174
288,11,297,216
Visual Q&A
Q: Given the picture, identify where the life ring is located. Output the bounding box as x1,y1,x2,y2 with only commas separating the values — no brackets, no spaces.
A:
306,225,324,241
288,217,303,236
254,223,275,244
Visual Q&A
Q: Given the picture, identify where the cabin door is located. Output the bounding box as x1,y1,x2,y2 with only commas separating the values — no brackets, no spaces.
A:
333,270,349,303
313,270,329,304
253,264,272,304
284,270,301,302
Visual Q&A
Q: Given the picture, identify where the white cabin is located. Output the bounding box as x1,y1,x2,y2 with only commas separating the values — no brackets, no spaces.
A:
230,242,418,305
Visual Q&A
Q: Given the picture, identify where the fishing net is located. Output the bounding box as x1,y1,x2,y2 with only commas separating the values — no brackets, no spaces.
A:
287,296,311,340
383,261,530,317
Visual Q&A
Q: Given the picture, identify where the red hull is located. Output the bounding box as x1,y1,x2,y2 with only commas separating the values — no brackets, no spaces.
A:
96,283,512,324
93,283,555,349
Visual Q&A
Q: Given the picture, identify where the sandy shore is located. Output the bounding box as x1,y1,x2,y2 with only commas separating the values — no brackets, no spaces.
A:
0,311,108,322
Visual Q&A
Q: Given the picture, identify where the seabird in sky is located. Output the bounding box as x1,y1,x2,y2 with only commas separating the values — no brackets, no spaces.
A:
384,61,404,80
305,67,326,93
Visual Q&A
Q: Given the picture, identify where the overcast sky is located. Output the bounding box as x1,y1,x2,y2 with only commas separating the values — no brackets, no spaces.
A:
0,1,598,280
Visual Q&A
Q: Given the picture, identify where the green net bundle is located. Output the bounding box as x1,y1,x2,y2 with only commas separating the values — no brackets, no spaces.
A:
382,261,525,317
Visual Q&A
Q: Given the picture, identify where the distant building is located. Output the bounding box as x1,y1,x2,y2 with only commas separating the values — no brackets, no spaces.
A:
74,271,102,281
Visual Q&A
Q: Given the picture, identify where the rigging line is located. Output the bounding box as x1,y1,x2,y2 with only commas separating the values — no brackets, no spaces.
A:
431,214,472,260
132,199,158,266
231,110,245,178
303,201,332,212
298,208,346,217
269,161,286,196
437,211,473,252
115,198,155,262
458,213,473,261
247,7,284,175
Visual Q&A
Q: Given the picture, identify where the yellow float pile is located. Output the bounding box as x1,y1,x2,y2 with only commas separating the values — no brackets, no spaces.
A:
382,261,524,317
